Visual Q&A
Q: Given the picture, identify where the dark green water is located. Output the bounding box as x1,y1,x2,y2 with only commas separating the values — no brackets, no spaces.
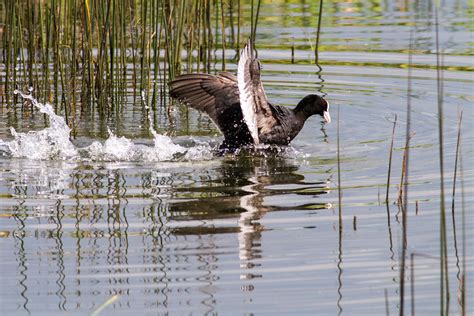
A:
0,1,473,315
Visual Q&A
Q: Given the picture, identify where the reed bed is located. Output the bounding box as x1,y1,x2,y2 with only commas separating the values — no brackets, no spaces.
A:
0,0,329,134
1,0,254,124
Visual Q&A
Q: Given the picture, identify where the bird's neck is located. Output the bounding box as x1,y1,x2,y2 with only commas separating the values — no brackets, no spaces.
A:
293,104,312,122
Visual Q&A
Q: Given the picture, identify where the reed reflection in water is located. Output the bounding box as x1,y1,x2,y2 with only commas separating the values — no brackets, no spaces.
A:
1,154,334,313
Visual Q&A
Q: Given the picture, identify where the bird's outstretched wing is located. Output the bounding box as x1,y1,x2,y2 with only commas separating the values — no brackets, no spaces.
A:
169,72,239,131
237,40,279,144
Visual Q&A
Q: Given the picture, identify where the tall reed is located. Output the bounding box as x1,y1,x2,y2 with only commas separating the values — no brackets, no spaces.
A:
386,114,397,204
451,111,463,286
434,6,450,313
1,0,250,131
336,106,343,316
459,133,466,316
336,105,342,230
399,28,414,316
314,0,324,65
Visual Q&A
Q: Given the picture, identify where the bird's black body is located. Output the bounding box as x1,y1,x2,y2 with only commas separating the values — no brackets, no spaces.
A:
217,102,253,149
169,42,330,152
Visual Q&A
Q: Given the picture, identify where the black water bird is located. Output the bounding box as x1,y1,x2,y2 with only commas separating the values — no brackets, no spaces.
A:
169,41,331,151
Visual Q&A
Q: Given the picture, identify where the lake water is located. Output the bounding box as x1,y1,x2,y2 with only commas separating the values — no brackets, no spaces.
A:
1,1,473,315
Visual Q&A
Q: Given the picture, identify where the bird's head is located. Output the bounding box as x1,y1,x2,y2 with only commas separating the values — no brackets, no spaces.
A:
296,94,331,123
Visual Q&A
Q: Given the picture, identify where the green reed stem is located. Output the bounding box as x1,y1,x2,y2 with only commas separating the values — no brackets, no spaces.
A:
337,105,342,230
459,136,466,316
315,0,324,65
228,0,235,48
119,0,127,109
450,110,463,247
237,0,241,52
214,0,219,58
253,0,261,46
58,50,69,127
435,6,449,314
386,114,397,204
220,0,226,71
176,0,187,76
336,105,343,316
250,0,254,45
451,110,464,314
26,0,34,87
4,0,14,103
71,0,77,114
399,29,414,316
140,0,148,93
206,0,212,73
53,0,60,108
129,0,138,104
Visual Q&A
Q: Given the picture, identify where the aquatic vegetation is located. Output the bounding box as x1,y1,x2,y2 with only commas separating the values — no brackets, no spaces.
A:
1,1,263,116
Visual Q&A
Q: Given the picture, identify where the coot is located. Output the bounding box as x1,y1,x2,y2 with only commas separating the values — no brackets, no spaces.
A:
169,40,331,151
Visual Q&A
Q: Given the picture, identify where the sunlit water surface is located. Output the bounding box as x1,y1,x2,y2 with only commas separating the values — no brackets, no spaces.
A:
1,1,473,315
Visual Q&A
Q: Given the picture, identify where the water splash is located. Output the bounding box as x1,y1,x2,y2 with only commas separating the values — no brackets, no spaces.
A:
0,92,308,162
1,92,215,162
5,90,78,160
84,128,214,162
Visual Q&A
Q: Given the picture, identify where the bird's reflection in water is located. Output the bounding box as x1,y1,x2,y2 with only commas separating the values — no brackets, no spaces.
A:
169,152,331,291
235,154,330,286
238,172,264,285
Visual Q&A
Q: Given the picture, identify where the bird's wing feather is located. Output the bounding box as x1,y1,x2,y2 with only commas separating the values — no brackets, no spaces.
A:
169,73,239,131
237,40,279,144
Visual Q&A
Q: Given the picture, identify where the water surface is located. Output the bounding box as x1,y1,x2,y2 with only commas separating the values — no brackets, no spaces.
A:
1,1,473,315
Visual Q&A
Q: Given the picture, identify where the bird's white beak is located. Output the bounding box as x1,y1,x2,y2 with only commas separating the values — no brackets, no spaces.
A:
323,111,331,124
